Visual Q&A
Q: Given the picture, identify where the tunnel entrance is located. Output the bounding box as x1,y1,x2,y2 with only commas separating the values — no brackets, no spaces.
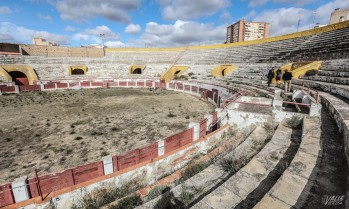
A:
222,68,227,76
132,68,142,74
129,65,146,75
211,65,236,78
8,71,29,85
71,69,85,75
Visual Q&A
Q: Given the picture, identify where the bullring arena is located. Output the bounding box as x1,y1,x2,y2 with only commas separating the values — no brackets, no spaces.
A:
0,21,349,209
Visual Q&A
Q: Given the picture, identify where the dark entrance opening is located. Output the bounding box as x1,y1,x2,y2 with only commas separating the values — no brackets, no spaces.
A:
132,68,142,74
71,69,85,75
222,68,227,76
174,70,181,75
8,71,28,85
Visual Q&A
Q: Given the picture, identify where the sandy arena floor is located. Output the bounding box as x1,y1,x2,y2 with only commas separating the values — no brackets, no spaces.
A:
0,88,214,183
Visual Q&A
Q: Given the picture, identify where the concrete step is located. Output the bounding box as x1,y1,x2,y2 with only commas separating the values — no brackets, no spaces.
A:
192,124,293,209
317,70,349,77
135,126,261,209
254,116,322,209
293,79,349,100
300,75,349,85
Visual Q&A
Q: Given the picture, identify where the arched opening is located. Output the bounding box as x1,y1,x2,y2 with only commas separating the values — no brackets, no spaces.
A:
222,68,227,76
71,69,85,75
132,68,142,74
174,70,181,75
8,71,28,85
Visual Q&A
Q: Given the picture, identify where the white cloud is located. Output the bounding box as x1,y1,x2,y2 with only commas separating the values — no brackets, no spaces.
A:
246,0,315,7
245,10,257,19
73,25,120,45
0,22,70,44
55,0,141,23
0,6,12,15
125,24,141,35
158,0,230,20
253,0,349,36
65,25,76,31
130,20,226,47
0,33,13,41
219,10,233,22
37,14,52,20
105,41,125,48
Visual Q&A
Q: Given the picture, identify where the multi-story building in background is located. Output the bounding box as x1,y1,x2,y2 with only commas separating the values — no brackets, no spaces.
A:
226,20,270,43
330,8,349,24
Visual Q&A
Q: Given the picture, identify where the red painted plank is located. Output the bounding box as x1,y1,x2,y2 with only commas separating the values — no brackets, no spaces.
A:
0,184,14,207
199,119,208,138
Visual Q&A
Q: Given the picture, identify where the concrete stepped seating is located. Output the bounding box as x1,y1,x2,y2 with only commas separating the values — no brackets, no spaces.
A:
321,59,349,71
292,79,349,99
136,125,274,209
317,70,349,77
229,75,265,80
211,78,274,98
192,124,293,209
300,75,349,85
254,116,321,209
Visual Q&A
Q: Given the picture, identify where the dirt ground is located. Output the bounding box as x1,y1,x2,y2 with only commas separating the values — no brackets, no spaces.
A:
0,88,214,184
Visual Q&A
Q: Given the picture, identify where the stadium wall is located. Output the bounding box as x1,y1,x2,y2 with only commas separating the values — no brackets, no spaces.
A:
20,45,104,57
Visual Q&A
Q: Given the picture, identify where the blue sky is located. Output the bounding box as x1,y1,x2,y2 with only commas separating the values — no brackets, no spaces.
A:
0,0,348,47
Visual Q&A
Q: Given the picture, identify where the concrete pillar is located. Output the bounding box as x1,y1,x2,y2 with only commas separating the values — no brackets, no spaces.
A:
189,122,200,141
12,176,30,203
274,89,282,99
302,95,311,105
204,115,213,132
272,98,283,111
67,82,70,89
78,82,81,88
158,139,165,157
292,90,303,100
89,81,92,88
40,84,45,91
103,156,114,175
166,82,170,89
14,85,19,94
0,89,2,95
216,108,228,126
54,83,57,90
215,108,222,127
310,103,322,117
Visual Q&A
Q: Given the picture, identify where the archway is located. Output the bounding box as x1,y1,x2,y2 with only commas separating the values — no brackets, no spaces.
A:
160,66,189,82
211,65,236,78
68,66,87,76
71,69,85,75
222,68,227,76
1,65,38,85
8,71,29,85
129,65,146,74
132,68,142,74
